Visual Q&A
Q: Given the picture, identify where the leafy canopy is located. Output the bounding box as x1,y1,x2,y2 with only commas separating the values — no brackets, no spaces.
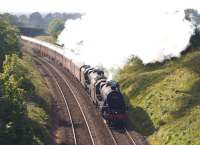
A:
0,16,20,69
48,17,64,39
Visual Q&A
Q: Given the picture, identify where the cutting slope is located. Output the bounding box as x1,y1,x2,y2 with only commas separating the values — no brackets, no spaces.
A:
116,48,200,145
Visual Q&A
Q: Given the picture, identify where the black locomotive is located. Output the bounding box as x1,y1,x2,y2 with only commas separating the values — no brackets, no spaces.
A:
81,65,128,127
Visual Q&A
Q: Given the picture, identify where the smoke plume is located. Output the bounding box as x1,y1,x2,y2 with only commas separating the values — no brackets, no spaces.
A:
58,1,197,71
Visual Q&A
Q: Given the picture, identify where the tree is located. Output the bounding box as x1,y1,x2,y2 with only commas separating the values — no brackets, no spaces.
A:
29,12,43,28
1,13,19,26
190,28,200,48
0,54,33,145
18,15,29,27
0,16,20,69
48,18,65,39
43,13,53,31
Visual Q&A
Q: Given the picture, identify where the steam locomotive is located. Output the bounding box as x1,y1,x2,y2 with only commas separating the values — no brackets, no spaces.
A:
21,36,128,127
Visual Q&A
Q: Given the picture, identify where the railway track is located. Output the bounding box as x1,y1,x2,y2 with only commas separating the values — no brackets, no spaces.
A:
34,57,95,145
22,36,149,145
33,55,148,145
34,59,75,144
44,57,144,145
107,128,137,145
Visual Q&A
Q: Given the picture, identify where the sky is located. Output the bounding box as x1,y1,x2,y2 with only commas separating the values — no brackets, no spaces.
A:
0,0,200,14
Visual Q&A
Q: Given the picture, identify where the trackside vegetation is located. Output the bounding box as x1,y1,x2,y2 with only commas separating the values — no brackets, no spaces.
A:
0,16,20,69
48,17,65,40
0,14,52,145
116,34,200,145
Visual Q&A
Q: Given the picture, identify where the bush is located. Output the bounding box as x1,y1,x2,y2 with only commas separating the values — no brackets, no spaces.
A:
48,18,64,39
0,15,20,69
0,54,44,145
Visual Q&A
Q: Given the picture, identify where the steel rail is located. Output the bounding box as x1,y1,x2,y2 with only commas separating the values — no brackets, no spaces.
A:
125,129,137,145
37,56,136,145
34,58,78,145
49,58,121,145
41,58,96,145
105,123,119,145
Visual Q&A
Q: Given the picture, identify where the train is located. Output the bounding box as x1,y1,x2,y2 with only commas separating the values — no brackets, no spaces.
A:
21,36,128,127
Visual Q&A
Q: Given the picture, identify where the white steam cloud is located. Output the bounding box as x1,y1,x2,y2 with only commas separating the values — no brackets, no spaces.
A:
58,1,196,70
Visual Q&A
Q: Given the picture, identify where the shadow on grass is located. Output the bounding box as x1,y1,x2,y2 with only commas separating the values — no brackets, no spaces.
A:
129,106,156,136
29,94,51,113
183,53,200,75
126,71,171,98
0,115,49,145
168,54,200,118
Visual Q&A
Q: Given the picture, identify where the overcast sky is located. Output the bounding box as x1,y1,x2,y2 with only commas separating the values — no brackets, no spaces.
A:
0,0,84,13
0,0,200,14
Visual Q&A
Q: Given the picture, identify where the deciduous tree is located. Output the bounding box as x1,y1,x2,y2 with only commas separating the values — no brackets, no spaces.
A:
48,18,64,39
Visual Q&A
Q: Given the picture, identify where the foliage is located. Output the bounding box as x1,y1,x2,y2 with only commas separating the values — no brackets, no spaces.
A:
0,15,50,145
189,28,200,48
0,54,51,145
18,15,30,27
116,49,200,145
2,12,81,33
48,18,65,39
0,16,20,69
0,13,20,26
1,12,82,38
43,12,81,32
20,53,53,144
29,12,43,29
0,54,32,145
18,27,45,37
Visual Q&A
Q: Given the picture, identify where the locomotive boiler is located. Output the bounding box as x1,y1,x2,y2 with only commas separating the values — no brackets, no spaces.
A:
99,80,127,126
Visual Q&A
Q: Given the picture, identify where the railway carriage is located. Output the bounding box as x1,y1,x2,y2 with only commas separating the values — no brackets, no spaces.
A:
69,59,75,76
73,61,84,81
63,57,71,71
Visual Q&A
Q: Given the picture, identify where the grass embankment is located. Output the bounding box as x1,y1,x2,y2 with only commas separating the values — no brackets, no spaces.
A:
19,53,53,144
116,49,200,145
34,35,55,43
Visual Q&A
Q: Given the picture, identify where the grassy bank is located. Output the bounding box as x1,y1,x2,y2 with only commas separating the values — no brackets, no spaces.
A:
116,49,200,145
19,53,53,144
34,35,55,43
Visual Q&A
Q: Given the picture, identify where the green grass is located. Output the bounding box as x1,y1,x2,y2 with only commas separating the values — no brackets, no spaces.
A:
116,49,200,145
19,53,52,110
34,35,55,43
18,52,53,144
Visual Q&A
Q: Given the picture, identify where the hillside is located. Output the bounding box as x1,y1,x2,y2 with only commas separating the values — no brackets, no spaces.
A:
116,48,200,145
17,53,53,145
